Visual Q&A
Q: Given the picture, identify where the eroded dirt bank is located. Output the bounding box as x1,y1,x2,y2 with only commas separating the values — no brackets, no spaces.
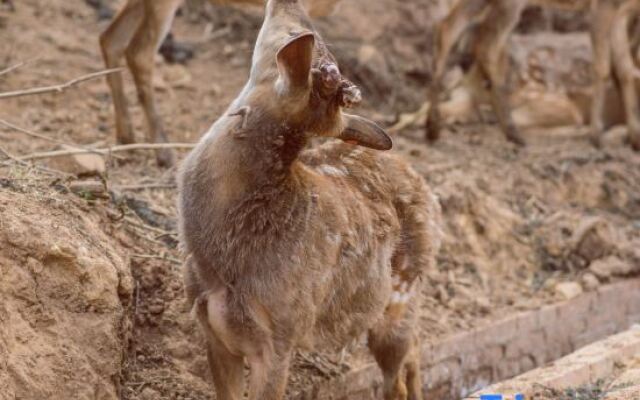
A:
1,0,640,399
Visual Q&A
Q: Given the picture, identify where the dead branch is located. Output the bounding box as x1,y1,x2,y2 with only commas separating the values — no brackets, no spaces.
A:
18,142,195,161
0,146,72,177
124,216,174,236
0,68,123,100
115,183,177,191
0,57,40,79
131,253,181,265
0,117,124,160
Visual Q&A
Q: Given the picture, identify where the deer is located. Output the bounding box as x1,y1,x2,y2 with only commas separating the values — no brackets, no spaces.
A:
423,0,640,148
590,0,640,151
178,0,442,399
99,0,341,167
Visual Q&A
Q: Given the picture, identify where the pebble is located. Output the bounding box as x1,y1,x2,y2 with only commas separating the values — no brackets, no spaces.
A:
554,281,583,300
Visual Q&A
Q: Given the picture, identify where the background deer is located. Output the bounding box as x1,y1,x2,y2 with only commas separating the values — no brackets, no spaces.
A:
99,0,341,167
425,0,640,150
590,0,640,150
178,0,442,399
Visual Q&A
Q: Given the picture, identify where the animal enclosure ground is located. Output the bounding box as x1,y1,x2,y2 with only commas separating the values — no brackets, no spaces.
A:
1,0,640,399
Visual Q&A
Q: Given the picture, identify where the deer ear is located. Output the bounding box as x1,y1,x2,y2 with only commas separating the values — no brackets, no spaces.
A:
276,32,315,91
339,114,392,150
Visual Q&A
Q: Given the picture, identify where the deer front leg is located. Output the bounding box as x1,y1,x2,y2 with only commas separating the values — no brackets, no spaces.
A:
125,0,182,167
476,0,527,146
100,0,145,145
247,344,293,400
194,293,245,400
426,0,489,142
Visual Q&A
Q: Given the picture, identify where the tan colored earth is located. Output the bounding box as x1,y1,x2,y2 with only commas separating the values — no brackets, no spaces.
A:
1,0,639,399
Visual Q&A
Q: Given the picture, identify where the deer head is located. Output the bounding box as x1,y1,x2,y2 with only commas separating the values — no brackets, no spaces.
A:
228,0,391,155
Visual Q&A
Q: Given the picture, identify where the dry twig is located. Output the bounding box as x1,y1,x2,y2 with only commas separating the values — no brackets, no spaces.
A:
0,57,40,79
131,253,181,265
19,142,195,161
0,117,123,159
0,68,123,100
115,183,177,191
0,145,72,177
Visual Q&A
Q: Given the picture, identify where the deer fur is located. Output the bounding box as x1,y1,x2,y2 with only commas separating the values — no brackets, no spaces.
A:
99,0,341,167
178,1,442,399
426,0,640,151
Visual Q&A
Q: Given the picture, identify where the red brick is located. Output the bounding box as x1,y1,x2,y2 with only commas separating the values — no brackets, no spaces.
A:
496,359,521,381
484,314,519,346
538,304,559,331
425,358,460,386
505,331,545,360
514,311,539,333
518,355,536,375
430,332,472,364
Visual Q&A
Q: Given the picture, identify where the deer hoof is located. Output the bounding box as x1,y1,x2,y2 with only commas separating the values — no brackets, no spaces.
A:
506,129,526,147
425,119,440,142
156,148,175,168
630,135,640,152
589,133,602,149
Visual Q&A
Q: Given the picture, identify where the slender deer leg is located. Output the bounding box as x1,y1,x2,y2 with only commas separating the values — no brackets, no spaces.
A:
99,0,145,145
404,335,423,400
426,0,489,142
612,1,640,151
589,1,615,148
194,295,245,400
206,339,245,400
247,342,293,400
475,0,527,146
368,252,422,400
125,0,182,167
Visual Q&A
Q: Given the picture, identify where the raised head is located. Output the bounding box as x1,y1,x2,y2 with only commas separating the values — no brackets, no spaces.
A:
229,0,391,154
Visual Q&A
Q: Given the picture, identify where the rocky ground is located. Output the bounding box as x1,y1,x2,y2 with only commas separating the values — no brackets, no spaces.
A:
1,0,639,399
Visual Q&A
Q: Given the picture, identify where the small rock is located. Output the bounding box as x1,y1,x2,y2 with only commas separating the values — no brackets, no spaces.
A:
554,281,583,300
49,146,106,175
163,64,192,89
581,272,600,291
589,255,632,280
572,218,614,263
69,180,108,199
148,303,165,315
140,387,159,400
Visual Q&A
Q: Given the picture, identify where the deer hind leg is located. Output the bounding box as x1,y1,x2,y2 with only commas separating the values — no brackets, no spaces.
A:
194,293,245,400
196,284,292,400
426,0,489,142
589,2,616,147
475,0,527,146
125,0,182,167
369,252,422,400
99,0,145,145
612,2,640,151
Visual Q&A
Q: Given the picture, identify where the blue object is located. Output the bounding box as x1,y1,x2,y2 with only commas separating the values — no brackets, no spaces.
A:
480,396,503,400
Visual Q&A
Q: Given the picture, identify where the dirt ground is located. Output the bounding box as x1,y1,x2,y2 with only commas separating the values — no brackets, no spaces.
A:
1,1,640,399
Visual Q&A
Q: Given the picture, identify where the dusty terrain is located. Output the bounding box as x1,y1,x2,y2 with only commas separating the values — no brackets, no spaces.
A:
1,0,640,399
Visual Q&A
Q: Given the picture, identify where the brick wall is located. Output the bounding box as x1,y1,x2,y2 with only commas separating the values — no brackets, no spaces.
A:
295,278,640,400
473,325,640,397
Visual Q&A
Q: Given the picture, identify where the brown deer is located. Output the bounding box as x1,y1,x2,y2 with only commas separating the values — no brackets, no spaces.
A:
590,0,640,150
178,0,442,399
99,0,341,167
426,0,640,149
